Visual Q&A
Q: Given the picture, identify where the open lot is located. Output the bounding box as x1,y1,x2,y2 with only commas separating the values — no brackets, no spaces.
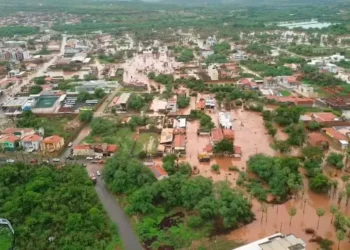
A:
138,132,159,155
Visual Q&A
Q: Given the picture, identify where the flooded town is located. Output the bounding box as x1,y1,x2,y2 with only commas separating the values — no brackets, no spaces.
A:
1,0,350,250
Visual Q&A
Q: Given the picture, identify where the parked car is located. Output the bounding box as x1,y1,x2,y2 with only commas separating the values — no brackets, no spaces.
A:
86,157,94,160
94,155,102,159
43,160,50,163
6,159,15,163
66,156,74,160
52,158,60,162
68,142,73,147
29,159,38,164
97,171,101,176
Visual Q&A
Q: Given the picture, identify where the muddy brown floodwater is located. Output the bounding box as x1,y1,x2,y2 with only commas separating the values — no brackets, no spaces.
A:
184,109,350,249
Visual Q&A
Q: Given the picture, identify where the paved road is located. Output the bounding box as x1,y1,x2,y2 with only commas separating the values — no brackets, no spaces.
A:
95,178,143,250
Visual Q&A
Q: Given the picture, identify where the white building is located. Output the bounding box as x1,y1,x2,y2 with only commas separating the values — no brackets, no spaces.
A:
166,98,177,113
231,50,248,61
205,97,215,108
219,112,233,129
208,64,219,81
234,233,306,250
206,35,217,47
296,84,318,98
21,134,43,151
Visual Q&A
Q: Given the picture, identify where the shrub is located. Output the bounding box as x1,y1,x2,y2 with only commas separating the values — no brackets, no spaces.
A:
211,164,220,172
187,216,204,228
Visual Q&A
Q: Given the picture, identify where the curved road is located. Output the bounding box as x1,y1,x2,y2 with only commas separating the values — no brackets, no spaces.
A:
95,179,143,250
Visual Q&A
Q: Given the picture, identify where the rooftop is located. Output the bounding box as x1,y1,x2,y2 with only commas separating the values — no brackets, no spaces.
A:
322,128,347,141
0,134,20,143
2,128,34,135
148,164,168,179
173,134,186,148
21,134,43,142
312,112,338,122
42,135,63,144
211,128,224,143
308,132,328,146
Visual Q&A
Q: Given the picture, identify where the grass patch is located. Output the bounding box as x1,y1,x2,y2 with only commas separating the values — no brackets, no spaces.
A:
138,133,159,154
186,236,244,250
279,90,291,96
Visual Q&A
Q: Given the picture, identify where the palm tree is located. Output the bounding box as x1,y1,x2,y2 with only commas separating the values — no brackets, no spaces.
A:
332,180,339,198
330,205,339,224
336,230,345,250
288,207,297,226
260,202,267,223
316,208,325,229
346,184,350,206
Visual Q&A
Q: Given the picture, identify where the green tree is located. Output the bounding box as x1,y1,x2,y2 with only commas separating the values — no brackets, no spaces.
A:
288,207,297,226
181,176,213,209
177,96,190,108
316,208,325,229
211,164,220,172
330,205,339,223
302,146,324,163
326,153,344,170
79,110,94,122
310,174,330,193
77,90,93,102
336,230,345,250
94,88,106,99
273,140,291,153
213,139,234,154
29,85,43,94
195,196,218,219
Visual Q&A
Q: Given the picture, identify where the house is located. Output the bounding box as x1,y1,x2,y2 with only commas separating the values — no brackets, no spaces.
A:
206,35,217,47
308,132,329,150
0,134,20,151
196,99,205,110
72,144,94,156
322,97,350,110
223,129,234,141
234,233,306,250
166,98,177,113
21,134,43,151
201,49,214,59
148,164,169,181
211,128,224,144
160,128,174,145
173,134,186,153
322,127,348,149
173,118,186,129
219,112,233,129
266,96,314,107
312,112,340,126
208,64,219,80
2,128,35,138
296,84,318,98
40,135,64,152
205,97,216,109
72,143,117,156
231,50,248,61
109,93,131,111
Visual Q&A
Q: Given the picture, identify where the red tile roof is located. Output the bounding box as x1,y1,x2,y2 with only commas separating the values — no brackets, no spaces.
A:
0,134,20,143
234,146,242,155
211,128,224,143
173,134,186,148
21,134,43,142
106,144,117,153
149,164,168,179
73,144,91,150
313,112,338,123
223,129,234,140
287,76,297,83
42,135,63,144
323,128,347,141
241,78,251,85
196,99,205,110
308,132,328,146
2,128,34,135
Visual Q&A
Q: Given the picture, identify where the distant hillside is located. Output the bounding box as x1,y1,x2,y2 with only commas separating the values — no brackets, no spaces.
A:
160,0,347,6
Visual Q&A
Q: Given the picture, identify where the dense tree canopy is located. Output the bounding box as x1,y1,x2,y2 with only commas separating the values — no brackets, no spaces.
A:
0,163,117,249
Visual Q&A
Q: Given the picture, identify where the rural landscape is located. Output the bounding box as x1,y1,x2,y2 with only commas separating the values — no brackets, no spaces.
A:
1,0,350,249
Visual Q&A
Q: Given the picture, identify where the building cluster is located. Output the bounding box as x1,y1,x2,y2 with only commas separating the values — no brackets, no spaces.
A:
0,128,64,153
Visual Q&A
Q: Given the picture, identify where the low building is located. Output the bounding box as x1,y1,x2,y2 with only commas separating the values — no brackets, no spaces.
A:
109,93,131,111
233,233,306,250
196,99,205,110
322,127,348,149
308,132,329,150
211,128,224,144
75,80,112,94
148,164,169,181
223,129,234,141
205,97,215,109
173,134,186,154
71,52,88,63
219,112,233,129
267,96,314,107
40,135,64,152
201,50,214,59
295,84,318,98
233,145,242,158
208,64,219,81
21,134,43,151
2,128,35,138
159,128,174,145
0,134,20,151
231,50,248,61
173,118,186,129
166,98,177,113
72,143,117,156
312,112,340,126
